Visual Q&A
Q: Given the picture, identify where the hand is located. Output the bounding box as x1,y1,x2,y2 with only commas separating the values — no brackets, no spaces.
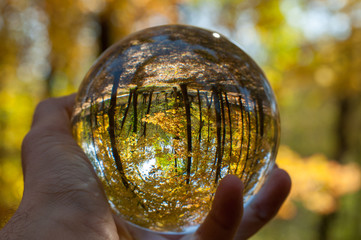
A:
0,95,291,240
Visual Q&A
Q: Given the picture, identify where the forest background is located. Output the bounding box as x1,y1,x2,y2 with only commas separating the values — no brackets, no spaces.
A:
0,0,360,239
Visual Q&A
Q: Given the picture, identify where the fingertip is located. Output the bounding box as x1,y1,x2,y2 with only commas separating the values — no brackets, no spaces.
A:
213,175,243,227
219,174,244,192
269,167,292,198
196,175,243,240
250,167,291,221
235,167,291,239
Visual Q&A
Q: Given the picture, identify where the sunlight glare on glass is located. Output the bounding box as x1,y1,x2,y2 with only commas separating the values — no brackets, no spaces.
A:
212,32,220,38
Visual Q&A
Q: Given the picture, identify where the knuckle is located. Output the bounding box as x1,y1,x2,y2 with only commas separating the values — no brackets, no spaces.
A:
249,201,273,223
21,130,38,155
21,127,55,170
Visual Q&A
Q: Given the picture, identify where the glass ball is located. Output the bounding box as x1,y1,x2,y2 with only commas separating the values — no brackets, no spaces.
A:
72,25,280,234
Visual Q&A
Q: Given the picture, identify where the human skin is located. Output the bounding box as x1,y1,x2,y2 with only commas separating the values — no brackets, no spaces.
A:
0,95,291,240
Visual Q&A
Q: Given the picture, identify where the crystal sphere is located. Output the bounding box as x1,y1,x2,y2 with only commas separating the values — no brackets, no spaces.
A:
72,25,280,233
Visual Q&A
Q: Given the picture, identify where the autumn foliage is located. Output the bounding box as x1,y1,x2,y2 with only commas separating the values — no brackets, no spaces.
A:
1,0,361,239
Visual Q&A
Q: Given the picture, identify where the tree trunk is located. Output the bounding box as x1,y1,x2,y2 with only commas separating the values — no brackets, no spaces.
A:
318,96,350,240
132,90,138,133
197,90,203,142
213,88,223,183
142,91,153,137
205,93,213,145
108,76,130,189
225,93,232,173
98,12,111,53
240,94,252,180
180,84,193,184
120,91,133,130
245,97,259,185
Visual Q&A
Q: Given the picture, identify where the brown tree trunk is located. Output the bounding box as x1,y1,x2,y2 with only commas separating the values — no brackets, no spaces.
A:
98,12,111,53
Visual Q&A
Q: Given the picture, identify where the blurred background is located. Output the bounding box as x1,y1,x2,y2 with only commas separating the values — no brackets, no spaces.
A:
0,0,360,239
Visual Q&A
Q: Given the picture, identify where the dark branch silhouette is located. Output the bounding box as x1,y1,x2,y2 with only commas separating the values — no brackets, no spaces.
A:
213,88,223,184
240,92,252,180
174,148,178,173
89,97,109,182
173,87,180,173
224,92,233,173
197,90,203,142
120,91,133,131
132,90,138,133
205,93,213,144
245,97,260,185
107,80,147,210
107,75,131,189
180,84,193,184
142,91,153,137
